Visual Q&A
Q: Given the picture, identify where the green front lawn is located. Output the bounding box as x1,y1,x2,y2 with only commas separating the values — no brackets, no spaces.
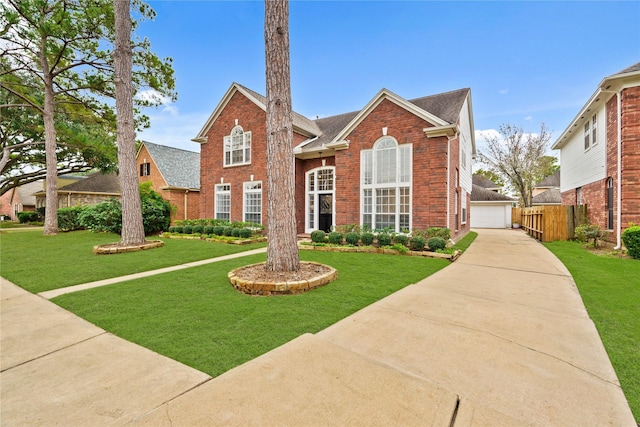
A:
52,250,450,377
544,241,640,422
0,230,266,293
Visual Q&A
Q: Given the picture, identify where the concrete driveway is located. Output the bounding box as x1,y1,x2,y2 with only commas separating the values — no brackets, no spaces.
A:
1,229,635,426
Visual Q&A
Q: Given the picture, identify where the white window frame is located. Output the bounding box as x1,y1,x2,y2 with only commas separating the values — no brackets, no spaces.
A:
305,166,335,233
243,181,262,224
224,125,252,167
584,122,591,151
214,183,231,221
360,136,412,232
591,114,597,147
461,190,467,224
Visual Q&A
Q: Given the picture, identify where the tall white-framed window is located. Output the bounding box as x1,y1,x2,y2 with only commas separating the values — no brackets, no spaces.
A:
361,136,412,232
214,183,231,221
305,167,335,232
584,122,591,151
224,125,251,167
461,190,467,224
591,114,597,146
243,181,262,224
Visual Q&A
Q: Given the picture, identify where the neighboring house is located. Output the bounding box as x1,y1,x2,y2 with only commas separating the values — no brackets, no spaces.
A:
34,172,120,209
1,181,41,220
470,184,515,228
472,174,502,193
193,83,475,240
532,170,561,206
552,62,640,247
136,141,200,221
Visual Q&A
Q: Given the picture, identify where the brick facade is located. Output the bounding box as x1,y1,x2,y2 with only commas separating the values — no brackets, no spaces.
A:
198,87,472,240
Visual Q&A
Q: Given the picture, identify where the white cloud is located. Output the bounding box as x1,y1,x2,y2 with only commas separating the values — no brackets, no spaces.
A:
136,89,178,117
524,115,533,121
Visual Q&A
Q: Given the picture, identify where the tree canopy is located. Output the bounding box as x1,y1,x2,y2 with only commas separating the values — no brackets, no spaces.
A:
477,123,553,207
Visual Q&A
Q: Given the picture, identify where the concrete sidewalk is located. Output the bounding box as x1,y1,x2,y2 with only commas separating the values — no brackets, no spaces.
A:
1,229,635,425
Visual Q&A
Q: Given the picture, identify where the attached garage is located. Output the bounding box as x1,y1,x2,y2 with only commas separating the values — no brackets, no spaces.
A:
470,184,515,229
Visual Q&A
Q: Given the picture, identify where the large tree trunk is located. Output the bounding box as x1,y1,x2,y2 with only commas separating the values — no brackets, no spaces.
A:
114,0,145,245
40,42,58,235
264,0,299,272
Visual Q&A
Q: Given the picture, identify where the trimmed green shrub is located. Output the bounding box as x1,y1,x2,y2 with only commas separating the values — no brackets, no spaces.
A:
328,231,343,245
231,228,241,237
192,225,204,234
393,234,408,247
345,232,360,246
310,230,326,243
213,226,225,236
78,198,122,233
222,226,233,236
409,236,427,251
57,206,85,231
621,225,640,259
139,182,173,234
173,226,184,234
361,232,374,246
239,228,252,238
376,233,391,247
203,226,214,235
17,211,40,223
574,224,610,248
183,225,193,234
428,237,446,251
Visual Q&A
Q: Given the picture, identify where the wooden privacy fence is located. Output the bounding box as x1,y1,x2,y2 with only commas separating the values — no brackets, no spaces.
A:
512,205,588,242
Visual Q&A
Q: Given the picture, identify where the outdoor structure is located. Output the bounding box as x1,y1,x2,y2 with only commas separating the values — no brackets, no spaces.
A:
136,141,200,221
0,181,41,220
193,83,475,240
552,62,640,247
472,174,502,193
532,170,561,206
470,184,515,228
34,172,120,210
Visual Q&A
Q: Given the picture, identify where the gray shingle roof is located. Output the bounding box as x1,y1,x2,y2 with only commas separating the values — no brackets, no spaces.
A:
612,62,640,76
471,184,515,202
16,181,42,205
143,142,200,190
58,172,120,193
535,170,560,188
472,174,500,189
532,188,562,204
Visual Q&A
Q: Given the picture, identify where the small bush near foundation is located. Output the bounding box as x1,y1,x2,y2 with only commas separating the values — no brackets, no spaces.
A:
17,211,40,223
428,237,447,251
361,232,375,246
239,228,252,238
391,243,408,254
393,234,408,247
213,226,224,236
328,232,343,245
173,226,184,234
622,225,640,259
222,226,233,236
376,233,391,247
192,225,204,234
57,206,85,231
183,225,193,234
311,230,326,243
231,228,241,237
345,232,360,245
575,224,610,248
410,236,426,251
203,226,214,235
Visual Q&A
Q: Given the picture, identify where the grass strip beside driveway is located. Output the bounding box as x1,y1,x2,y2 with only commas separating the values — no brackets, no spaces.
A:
544,241,640,422
1,230,266,293
52,251,450,378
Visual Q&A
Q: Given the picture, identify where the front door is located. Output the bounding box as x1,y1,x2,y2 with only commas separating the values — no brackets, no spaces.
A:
318,193,333,232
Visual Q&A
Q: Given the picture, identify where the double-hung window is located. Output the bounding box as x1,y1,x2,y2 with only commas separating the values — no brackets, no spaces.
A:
215,184,231,221
361,136,411,232
243,181,262,224
224,126,251,166
140,162,151,176
584,114,597,151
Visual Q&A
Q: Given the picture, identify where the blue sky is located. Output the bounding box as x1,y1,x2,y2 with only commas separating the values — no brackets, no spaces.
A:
136,1,640,158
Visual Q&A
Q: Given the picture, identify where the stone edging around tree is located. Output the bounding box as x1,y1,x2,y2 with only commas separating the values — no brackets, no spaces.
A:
93,240,164,254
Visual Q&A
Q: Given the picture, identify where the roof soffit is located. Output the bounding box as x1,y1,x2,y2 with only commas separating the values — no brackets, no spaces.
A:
330,88,449,145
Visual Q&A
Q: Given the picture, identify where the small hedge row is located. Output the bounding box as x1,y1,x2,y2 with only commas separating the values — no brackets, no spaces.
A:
310,229,449,252
168,225,254,239
17,211,40,223
172,218,264,232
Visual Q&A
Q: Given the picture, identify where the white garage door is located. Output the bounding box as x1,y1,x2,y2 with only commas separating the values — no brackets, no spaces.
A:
471,205,507,228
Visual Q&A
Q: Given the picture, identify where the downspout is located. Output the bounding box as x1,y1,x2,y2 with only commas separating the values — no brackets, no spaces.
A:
614,91,622,250
446,137,450,231
184,189,189,220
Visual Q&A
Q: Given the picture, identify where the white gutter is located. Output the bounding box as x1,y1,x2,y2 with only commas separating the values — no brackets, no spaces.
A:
615,91,622,250
446,136,451,231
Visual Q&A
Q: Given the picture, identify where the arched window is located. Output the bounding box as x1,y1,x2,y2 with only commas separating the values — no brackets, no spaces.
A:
223,125,251,166
360,136,412,232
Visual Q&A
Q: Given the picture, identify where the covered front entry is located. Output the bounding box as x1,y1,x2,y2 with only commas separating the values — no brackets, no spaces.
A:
306,167,335,233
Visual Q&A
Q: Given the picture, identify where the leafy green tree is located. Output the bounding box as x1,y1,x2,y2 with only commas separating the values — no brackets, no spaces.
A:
0,0,175,234
533,155,560,183
474,168,504,187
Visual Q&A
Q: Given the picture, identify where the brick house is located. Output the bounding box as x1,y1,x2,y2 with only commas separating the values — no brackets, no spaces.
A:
1,181,41,220
552,62,640,247
192,83,475,241
136,141,200,221
34,172,120,209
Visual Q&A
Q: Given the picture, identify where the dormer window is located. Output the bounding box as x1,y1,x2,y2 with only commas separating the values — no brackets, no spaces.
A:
224,125,251,166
